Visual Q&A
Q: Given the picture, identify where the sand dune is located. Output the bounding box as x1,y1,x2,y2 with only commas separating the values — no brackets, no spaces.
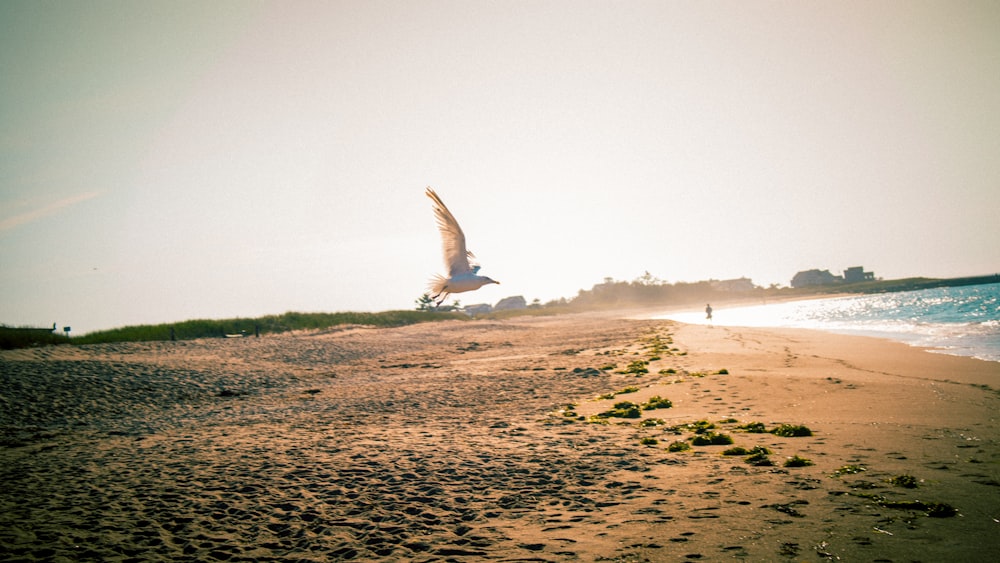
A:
1,312,997,561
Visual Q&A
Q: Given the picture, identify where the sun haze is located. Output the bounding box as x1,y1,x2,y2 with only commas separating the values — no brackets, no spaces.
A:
2,1,998,334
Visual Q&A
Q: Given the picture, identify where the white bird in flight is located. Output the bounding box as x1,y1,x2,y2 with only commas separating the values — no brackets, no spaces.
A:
426,187,499,306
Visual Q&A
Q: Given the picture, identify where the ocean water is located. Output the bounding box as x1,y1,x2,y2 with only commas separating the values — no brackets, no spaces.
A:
656,283,1000,363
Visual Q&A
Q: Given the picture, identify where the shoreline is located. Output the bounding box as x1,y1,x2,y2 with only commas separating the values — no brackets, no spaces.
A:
2,312,998,561
643,293,1000,364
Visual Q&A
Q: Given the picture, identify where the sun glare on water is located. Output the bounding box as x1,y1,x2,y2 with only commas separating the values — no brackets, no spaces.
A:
655,301,808,328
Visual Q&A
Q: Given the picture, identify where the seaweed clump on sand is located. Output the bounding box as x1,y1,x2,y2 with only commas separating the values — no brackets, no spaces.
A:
595,401,642,419
640,395,672,410
744,446,775,466
888,474,919,488
854,494,957,518
737,421,768,433
620,359,650,375
597,386,639,400
784,455,814,467
556,403,579,418
770,424,813,437
667,441,691,453
690,432,734,446
685,419,715,434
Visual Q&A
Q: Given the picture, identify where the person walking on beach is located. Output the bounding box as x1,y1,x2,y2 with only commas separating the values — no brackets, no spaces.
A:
705,304,713,321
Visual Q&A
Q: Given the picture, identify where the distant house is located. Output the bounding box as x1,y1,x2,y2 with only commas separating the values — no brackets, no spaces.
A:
843,266,875,284
791,266,878,288
791,269,842,288
463,304,493,316
494,295,527,311
710,277,755,292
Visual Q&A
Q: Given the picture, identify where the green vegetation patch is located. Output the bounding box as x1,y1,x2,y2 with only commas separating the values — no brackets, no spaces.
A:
596,386,640,401
74,310,470,345
642,333,675,357
595,401,642,419
737,421,768,433
722,446,750,456
621,360,650,375
784,455,814,467
888,474,919,488
685,420,716,434
690,432,734,446
639,437,659,446
667,441,691,452
771,424,813,437
745,446,775,466
557,403,579,418
0,326,70,350
639,418,666,427
640,395,673,410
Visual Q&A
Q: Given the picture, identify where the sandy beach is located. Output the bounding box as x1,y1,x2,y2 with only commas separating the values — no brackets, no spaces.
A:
1,312,998,562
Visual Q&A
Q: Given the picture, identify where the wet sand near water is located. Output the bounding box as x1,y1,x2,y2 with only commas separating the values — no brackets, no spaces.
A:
1,312,998,561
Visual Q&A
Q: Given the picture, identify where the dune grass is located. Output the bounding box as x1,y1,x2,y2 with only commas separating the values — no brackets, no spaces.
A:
71,310,469,345
0,326,70,350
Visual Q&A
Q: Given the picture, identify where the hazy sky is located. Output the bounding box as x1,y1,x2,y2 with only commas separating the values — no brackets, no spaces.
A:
2,1,999,334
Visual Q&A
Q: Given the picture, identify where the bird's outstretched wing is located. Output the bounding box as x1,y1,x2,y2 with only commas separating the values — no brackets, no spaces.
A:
426,187,473,277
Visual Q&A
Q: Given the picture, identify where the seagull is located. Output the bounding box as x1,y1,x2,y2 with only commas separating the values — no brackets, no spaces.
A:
426,187,499,306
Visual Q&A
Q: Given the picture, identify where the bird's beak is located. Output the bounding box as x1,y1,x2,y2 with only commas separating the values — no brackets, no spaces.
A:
494,280,501,284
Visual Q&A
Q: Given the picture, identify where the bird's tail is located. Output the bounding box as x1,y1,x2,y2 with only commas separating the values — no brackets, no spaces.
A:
428,274,448,297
